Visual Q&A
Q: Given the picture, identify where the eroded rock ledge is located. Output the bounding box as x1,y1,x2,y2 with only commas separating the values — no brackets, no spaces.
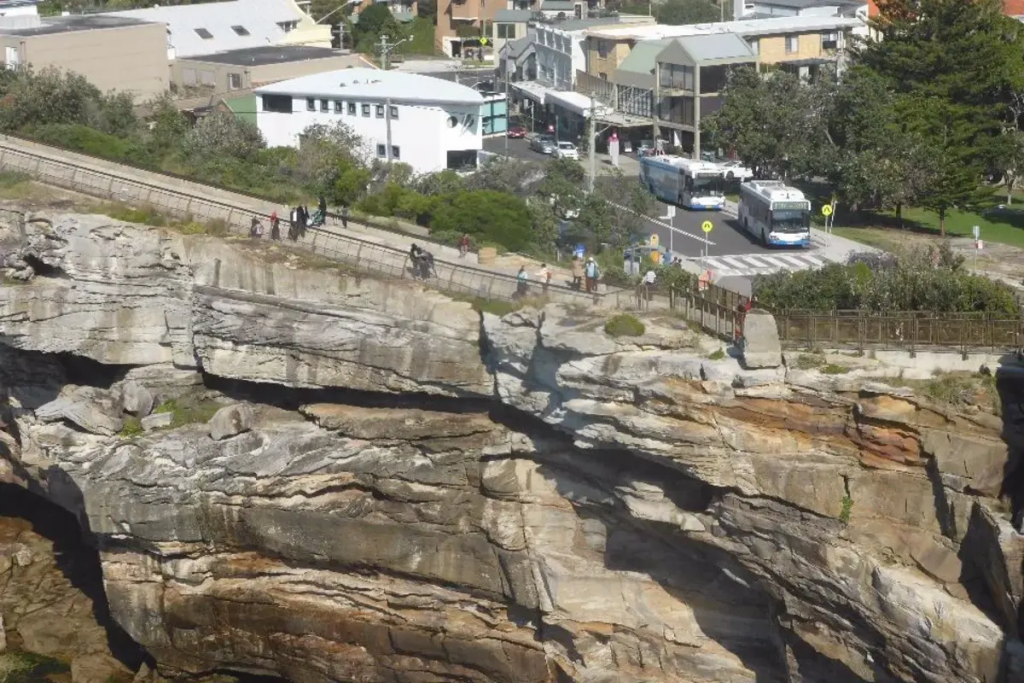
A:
0,211,1023,683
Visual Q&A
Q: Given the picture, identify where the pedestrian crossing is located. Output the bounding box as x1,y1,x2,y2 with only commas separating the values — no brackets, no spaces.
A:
689,251,835,278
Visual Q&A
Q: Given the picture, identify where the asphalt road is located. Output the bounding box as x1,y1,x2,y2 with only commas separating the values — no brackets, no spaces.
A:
483,136,548,161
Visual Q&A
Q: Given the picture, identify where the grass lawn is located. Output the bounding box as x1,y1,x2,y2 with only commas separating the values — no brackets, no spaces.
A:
795,179,1024,250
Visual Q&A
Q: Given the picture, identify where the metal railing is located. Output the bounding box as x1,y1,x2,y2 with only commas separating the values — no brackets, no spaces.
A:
776,310,1024,353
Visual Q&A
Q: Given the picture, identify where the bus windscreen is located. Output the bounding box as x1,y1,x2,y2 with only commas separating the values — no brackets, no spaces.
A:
771,208,809,233
692,174,723,194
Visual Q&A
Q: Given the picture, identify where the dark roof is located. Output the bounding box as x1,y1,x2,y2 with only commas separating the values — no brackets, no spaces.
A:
186,45,347,66
0,14,152,36
503,35,534,59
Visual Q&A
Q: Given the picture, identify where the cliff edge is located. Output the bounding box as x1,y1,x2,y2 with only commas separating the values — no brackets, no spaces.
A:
0,211,1022,683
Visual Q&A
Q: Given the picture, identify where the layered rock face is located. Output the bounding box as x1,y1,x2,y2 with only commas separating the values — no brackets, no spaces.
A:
1,212,1023,683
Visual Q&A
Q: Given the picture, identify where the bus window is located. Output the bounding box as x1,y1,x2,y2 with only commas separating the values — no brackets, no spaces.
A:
685,175,693,190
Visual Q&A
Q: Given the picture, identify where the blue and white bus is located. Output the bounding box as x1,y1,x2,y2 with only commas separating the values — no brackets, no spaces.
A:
738,180,812,247
639,154,725,210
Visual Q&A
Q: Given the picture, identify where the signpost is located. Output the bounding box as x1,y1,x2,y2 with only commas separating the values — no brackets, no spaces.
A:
701,220,713,271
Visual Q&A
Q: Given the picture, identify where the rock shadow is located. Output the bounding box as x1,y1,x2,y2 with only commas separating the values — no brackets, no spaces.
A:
0,482,148,672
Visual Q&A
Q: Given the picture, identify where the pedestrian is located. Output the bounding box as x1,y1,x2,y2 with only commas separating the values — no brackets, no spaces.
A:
299,205,309,237
516,266,529,297
459,233,470,258
318,195,327,217
341,204,349,229
249,215,263,238
538,262,551,294
584,257,599,293
735,296,754,343
571,256,584,291
289,206,299,241
420,249,435,278
644,267,656,302
270,210,280,240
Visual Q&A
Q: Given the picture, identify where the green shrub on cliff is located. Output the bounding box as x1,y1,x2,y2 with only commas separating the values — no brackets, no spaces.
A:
605,313,645,337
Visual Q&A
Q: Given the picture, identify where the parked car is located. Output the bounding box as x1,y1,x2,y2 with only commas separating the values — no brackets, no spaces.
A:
507,126,527,139
554,141,579,160
530,135,557,154
719,159,754,181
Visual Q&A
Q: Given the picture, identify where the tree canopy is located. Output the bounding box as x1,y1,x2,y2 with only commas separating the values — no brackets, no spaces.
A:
703,0,1024,234
656,0,721,25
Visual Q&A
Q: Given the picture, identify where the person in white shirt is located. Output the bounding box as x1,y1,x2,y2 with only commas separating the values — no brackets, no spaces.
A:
644,269,656,301
538,263,552,294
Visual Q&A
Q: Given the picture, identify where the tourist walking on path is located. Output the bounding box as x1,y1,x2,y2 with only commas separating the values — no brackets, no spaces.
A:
538,263,551,294
571,256,584,290
270,211,280,240
516,266,529,297
340,205,349,229
459,233,470,258
584,257,599,293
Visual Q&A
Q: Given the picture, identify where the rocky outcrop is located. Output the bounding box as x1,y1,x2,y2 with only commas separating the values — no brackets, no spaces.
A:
0,212,1023,683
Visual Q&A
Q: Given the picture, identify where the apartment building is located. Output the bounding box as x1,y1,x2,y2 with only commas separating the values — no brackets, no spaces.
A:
172,46,365,96
584,14,861,79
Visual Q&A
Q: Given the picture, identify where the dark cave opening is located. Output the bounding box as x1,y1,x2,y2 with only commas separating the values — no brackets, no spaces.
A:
20,254,66,280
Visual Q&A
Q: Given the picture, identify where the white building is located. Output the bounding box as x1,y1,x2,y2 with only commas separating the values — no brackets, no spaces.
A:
106,0,330,60
256,68,485,174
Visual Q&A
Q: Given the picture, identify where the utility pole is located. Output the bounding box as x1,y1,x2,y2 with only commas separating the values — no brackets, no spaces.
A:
504,51,510,155
377,34,407,71
588,93,597,193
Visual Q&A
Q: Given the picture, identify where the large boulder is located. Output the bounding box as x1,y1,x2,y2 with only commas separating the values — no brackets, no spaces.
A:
34,386,123,436
741,311,782,369
208,404,253,441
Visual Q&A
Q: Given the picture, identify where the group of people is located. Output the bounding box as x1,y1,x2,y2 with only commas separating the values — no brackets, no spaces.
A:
409,243,437,279
249,196,346,242
570,256,601,293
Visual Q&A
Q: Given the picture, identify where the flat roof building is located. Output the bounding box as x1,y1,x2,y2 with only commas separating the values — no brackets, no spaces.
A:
172,45,366,96
256,68,485,174
0,14,169,103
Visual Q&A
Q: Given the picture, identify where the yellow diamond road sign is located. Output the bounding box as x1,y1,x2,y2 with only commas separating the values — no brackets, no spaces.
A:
822,204,833,217
701,221,713,233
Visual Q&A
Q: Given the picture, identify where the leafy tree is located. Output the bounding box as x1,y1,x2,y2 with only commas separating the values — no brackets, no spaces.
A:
88,91,138,138
996,90,1024,205
657,0,720,25
702,68,826,180
431,190,533,251
292,121,368,195
535,157,586,219
146,94,190,156
353,4,402,54
180,110,265,162
0,67,100,131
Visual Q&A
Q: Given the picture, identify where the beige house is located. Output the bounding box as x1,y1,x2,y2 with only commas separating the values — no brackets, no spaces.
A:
172,46,366,96
583,14,861,80
0,14,168,103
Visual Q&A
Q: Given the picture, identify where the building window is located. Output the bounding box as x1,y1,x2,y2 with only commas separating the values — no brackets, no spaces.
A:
377,143,387,158
389,105,399,118
320,99,329,112
497,23,515,39
375,104,384,118
334,100,343,113
348,101,356,115
597,39,608,58
307,98,316,111
362,103,370,117
194,27,213,39
228,73,242,90
231,25,250,36
262,94,292,113
599,72,607,80
786,36,799,53
277,20,297,31
391,146,400,159
821,32,839,50
749,38,759,55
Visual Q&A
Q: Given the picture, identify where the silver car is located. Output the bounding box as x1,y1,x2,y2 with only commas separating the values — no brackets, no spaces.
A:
530,135,556,154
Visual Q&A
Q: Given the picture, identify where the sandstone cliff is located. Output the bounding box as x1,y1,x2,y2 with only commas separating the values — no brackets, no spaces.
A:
0,211,1022,683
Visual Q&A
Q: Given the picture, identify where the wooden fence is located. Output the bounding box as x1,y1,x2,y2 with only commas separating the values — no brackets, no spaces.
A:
776,310,1024,353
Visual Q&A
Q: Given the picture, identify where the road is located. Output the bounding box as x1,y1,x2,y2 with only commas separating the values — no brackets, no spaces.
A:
481,137,870,288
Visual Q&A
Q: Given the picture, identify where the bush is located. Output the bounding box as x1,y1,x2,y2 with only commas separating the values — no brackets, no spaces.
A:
28,123,154,166
431,189,533,252
753,244,1019,315
605,313,645,337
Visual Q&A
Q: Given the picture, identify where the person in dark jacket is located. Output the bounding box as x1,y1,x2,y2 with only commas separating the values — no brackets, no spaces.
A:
318,195,327,217
341,204,349,229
